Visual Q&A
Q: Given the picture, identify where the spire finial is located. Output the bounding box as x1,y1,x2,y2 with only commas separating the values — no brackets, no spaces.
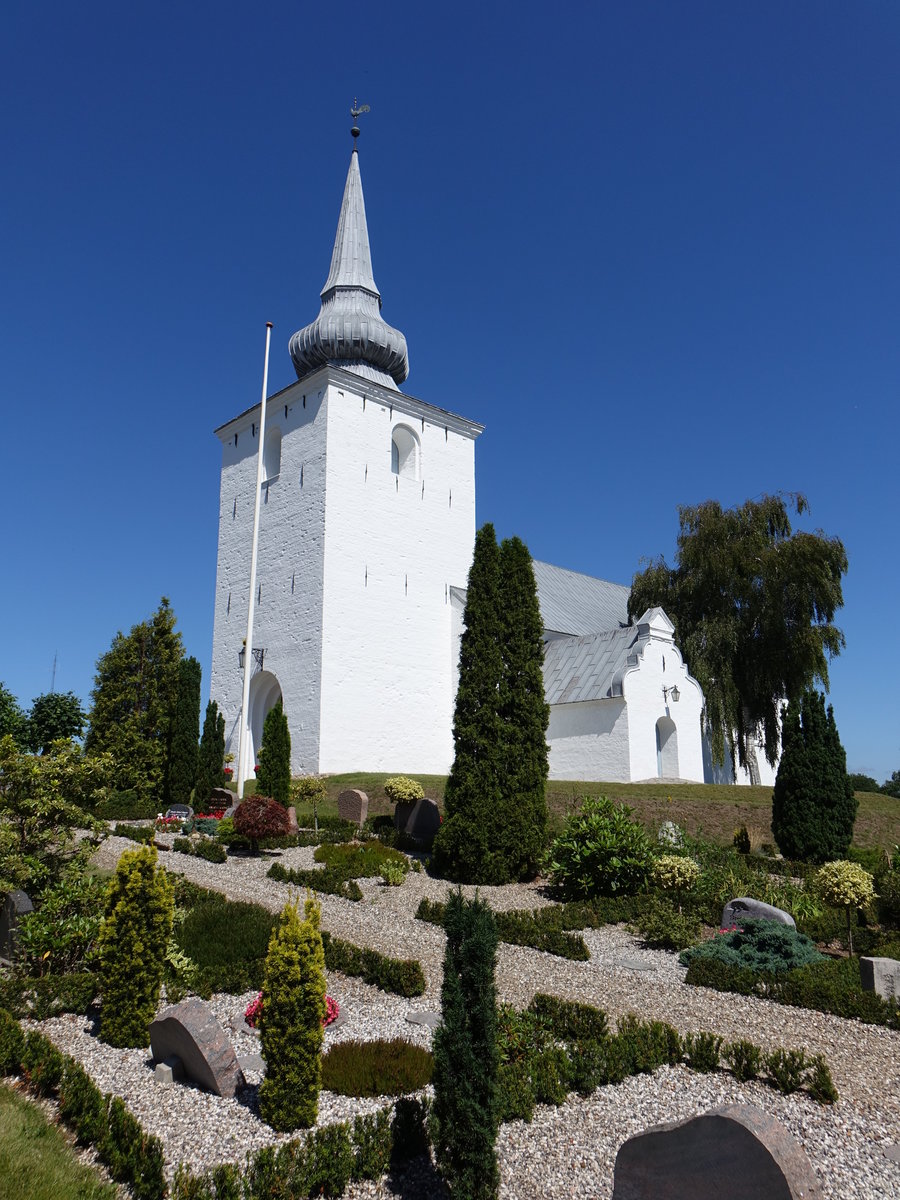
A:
350,98,370,143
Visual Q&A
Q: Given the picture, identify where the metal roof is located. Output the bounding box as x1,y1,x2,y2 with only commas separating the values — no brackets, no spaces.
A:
532,560,630,636
542,627,640,704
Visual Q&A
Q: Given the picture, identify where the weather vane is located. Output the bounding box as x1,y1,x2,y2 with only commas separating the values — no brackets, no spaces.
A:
350,98,370,139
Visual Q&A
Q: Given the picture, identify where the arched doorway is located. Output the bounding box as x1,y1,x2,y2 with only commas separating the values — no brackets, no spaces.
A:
246,670,283,777
656,716,679,779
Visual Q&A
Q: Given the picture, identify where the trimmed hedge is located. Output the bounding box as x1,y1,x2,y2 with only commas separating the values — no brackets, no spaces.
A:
684,953,900,1030
112,823,156,844
321,932,426,998
0,973,98,1020
267,861,363,902
416,898,590,961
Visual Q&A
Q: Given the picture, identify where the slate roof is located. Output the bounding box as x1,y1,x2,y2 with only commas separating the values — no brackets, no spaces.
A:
543,627,640,704
532,560,630,636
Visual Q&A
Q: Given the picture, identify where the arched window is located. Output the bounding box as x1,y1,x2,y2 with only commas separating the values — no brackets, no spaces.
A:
263,427,282,482
391,424,420,480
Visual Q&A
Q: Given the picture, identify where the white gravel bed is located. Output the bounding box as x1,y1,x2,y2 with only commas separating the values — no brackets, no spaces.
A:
67,836,900,1197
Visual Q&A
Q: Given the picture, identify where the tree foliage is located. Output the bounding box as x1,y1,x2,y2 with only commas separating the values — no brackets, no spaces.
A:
0,682,26,745
25,691,87,754
0,735,108,896
628,493,847,773
97,844,174,1048
166,657,201,808
234,793,289,853
85,599,183,800
259,895,326,1131
771,689,857,863
432,890,500,1200
432,525,549,884
881,771,900,800
196,700,226,806
255,700,291,806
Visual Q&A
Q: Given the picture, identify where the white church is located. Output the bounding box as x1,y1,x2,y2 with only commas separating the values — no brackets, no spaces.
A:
210,132,773,788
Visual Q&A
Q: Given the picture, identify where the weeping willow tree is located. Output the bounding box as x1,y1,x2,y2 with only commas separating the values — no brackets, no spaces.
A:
628,493,847,775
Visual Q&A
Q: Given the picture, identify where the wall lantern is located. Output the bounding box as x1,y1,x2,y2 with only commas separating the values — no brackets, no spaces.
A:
238,645,266,671
662,684,680,704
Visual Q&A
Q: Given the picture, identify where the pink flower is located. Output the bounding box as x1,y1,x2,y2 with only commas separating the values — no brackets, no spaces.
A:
244,992,339,1030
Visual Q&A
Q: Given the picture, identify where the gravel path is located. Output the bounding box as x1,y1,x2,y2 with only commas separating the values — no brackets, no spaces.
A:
37,836,899,1198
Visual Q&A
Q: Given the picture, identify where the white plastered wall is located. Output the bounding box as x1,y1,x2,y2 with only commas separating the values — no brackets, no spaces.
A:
547,699,630,781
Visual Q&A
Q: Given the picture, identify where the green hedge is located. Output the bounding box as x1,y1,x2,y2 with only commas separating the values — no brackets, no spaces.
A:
321,932,426,998
0,973,98,1020
416,898,590,960
267,861,363,901
112,823,156,844
97,791,160,821
684,954,900,1030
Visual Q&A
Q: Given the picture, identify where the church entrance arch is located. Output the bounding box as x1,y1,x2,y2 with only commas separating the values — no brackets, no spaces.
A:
247,670,282,776
656,716,679,779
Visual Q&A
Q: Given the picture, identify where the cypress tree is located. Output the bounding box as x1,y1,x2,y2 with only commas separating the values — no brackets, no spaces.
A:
772,689,857,862
166,656,201,808
98,845,174,1048
196,700,226,806
431,524,506,883
256,700,291,805
432,890,499,1200
259,895,326,1131
497,536,549,879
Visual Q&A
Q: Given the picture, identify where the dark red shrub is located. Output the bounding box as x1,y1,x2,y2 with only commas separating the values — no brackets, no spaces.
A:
234,794,290,851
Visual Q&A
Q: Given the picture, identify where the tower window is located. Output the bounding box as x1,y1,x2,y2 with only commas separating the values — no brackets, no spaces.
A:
263,427,282,482
391,424,420,480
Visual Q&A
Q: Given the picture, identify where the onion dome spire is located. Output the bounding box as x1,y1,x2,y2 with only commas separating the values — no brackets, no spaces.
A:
289,114,409,388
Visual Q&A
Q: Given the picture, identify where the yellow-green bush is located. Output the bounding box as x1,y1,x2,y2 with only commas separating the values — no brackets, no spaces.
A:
652,855,701,893
98,846,173,1047
259,896,326,1131
815,860,877,956
383,776,425,804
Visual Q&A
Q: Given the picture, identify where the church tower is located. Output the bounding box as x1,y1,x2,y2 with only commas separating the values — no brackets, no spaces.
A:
210,127,483,775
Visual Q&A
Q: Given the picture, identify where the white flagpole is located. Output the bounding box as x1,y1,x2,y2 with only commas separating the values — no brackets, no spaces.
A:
237,321,273,799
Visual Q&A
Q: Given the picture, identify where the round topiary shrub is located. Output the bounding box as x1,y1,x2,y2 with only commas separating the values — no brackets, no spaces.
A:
234,794,290,853
384,776,425,804
815,860,877,957
652,855,701,893
548,796,656,898
679,918,824,974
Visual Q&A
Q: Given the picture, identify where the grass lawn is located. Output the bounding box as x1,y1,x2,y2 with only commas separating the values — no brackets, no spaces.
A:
0,1083,116,1200
305,773,898,851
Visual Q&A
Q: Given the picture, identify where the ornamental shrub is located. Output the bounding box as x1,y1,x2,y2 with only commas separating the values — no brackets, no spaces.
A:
98,845,174,1047
679,918,824,975
322,1038,433,1097
255,701,291,806
195,700,226,806
548,795,656,898
652,854,701,894
384,776,425,804
630,897,701,951
234,793,290,853
0,1008,25,1074
259,895,327,1131
432,890,500,1200
815,859,876,956
682,1031,722,1073
772,690,857,863
765,1047,807,1094
723,1039,763,1082
166,656,201,808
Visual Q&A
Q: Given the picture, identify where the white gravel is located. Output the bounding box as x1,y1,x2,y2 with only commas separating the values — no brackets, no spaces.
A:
29,835,900,1198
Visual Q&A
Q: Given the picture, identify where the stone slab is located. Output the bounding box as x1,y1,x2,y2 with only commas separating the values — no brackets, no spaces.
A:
883,1145,900,1164
237,1053,265,1073
721,897,796,929
615,958,653,972
150,998,245,1097
0,890,33,962
405,1011,441,1029
860,956,900,1001
286,805,299,834
153,1055,185,1086
612,1103,822,1200
338,789,368,827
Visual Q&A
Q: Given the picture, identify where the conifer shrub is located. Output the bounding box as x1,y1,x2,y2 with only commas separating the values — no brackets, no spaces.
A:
113,822,156,843
384,776,425,804
234,793,290,853
0,1007,25,1074
314,841,408,877
166,656,201,808
259,895,327,1132
320,933,426,997
98,845,174,1047
723,1039,763,1082
19,1029,63,1095
679,917,824,974
351,1109,393,1180
322,1038,433,1097
255,701,291,806
630,897,702,951
548,795,656,898
527,993,610,1042
806,1054,839,1104
59,1058,107,1145
305,1123,354,1196
682,1031,722,1073
764,1047,807,1094
267,860,364,901
195,700,226,806
416,899,590,960
772,689,857,863
432,890,500,1200
175,893,275,971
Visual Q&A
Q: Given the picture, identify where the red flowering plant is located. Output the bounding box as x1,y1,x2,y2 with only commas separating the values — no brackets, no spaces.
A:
244,991,339,1030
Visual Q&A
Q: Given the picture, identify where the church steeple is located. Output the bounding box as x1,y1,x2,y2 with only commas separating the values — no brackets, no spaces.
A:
289,129,409,388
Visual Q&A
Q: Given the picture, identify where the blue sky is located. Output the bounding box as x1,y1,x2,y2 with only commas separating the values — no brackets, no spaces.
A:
2,2,898,783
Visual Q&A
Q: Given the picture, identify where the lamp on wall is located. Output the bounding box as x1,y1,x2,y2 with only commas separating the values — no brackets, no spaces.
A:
238,645,266,670
662,684,680,704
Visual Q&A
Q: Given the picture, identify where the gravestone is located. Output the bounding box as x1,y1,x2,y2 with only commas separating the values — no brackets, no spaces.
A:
860,957,900,1001
612,1104,822,1200
209,788,232,807
286,806,299,834
150,998,245,1097
338,788,368,828
0,890,33,963
166,804,193,820
405,797,441,846
721,897,796,929
658,820,684,848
